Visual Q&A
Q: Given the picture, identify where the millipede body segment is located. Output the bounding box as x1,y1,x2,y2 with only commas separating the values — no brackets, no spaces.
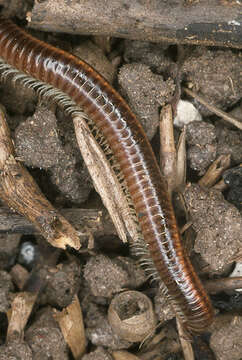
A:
0,18,214,333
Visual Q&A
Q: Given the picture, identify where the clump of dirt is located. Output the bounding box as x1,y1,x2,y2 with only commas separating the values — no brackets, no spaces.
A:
186,120,217,175
183,184,242,273
15,105,93,203
182,48,242,116
118,63,175,139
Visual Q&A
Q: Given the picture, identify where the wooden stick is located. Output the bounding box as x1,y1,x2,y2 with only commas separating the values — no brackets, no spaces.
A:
0,106,80,250
27,0,242,48
0,207,116,238
205,276,242,294
198,155,231,188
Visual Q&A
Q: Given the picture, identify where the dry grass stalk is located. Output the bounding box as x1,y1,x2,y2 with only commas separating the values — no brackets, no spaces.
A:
160,104,177,195
73,115,140,244
198,154,231,188
53,294,86,359
184,87,242,130
176,126,187,191
0,106,80,250
160,104,187,194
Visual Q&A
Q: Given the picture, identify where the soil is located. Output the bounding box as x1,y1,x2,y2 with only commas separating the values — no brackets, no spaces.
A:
0,1,241,359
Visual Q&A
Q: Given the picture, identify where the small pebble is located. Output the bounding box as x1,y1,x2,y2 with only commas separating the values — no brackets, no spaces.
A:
174,100,202,128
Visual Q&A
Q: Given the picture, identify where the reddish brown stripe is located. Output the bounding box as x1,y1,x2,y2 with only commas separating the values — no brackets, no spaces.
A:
0,18,214,333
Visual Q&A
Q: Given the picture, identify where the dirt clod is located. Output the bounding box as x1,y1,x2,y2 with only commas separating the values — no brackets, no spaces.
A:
84,254,146,298
118,63,175,139
182,48,242,116
183,184,242,272
0,341,32,360
186,120,217,175
210,314,242,360
82,347,113,360
85,302,132,349
15,105,92,203
39,261,81,308
25,307,69,360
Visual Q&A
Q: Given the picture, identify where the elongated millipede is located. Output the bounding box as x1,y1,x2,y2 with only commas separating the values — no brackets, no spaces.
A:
0,18,214,333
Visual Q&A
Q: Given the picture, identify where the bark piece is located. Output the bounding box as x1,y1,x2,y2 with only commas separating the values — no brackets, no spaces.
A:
53,295,86,359
0,207,115,238
112,350,141,360
7,292,38,342
10,264,29,290
28,0,242,48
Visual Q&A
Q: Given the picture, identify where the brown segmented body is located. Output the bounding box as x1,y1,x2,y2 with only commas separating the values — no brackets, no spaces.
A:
0,18,214,333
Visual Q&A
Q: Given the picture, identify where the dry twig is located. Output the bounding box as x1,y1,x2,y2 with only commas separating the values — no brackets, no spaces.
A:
198,154,231,188
184,88,242,130
0,106,80,250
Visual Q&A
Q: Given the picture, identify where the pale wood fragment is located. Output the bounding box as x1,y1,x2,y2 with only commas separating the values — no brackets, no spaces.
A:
53,295,86,359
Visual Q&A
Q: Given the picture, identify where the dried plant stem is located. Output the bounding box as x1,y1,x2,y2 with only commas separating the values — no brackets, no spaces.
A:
198,154,231,188
73,115,140,244
159,104,186,194
184,88,242,130
176,126,187,191
0,106,80,250
160,104,176,195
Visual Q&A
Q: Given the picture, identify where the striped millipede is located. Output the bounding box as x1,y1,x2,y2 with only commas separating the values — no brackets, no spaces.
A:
0,18,214,334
